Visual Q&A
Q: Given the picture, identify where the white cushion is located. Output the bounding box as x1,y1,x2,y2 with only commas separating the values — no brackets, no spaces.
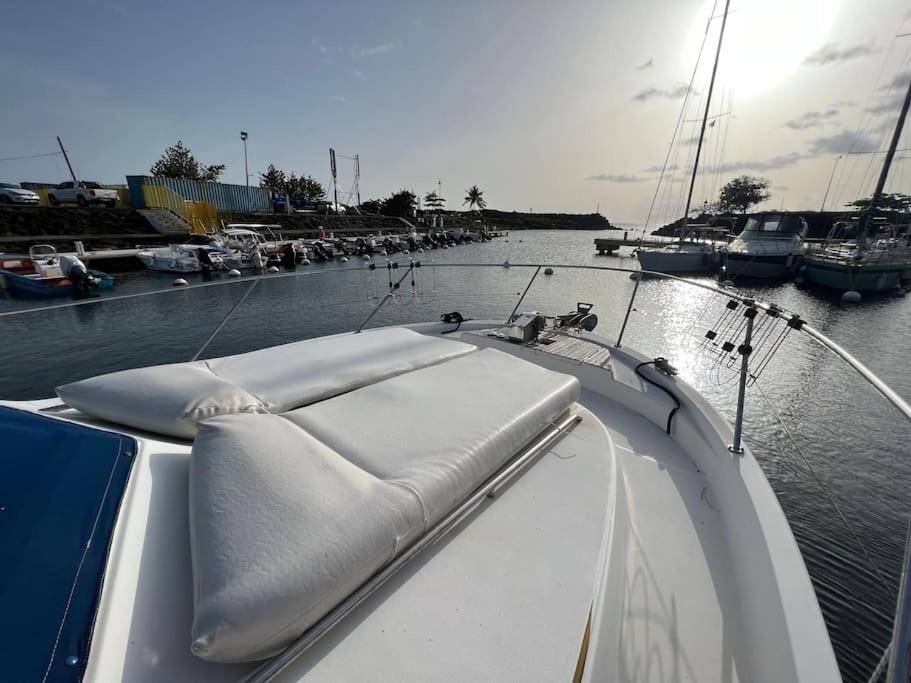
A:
283,348,580,526
56,328,476,438
206,327,476,413
56,362,266,439
189,348,580,663
190,414,424,662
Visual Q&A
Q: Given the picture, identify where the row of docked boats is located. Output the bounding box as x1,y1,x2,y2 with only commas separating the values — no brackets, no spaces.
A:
636,213,811,279
136,224,490,274
635,213,911,294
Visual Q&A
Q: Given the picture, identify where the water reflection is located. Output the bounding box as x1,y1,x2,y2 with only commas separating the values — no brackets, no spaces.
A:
0,230,909,680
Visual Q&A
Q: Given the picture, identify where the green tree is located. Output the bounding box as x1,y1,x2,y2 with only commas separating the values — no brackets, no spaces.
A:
259,164,286,193
463,185,486,211
716,175,771,214
847,192,911,212
383,189,417,217
285,173,326,201
150,140,225,182
360,198,382,214
424,191,445,211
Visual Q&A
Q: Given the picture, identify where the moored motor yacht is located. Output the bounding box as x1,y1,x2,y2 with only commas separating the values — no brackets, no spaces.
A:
722,213,808,280
137,243,228,273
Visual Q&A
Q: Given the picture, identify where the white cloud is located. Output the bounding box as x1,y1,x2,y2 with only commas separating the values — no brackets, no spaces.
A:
585,173,650,183
632,84,692,102
804,41,877,66
783,108,840,130
356,42,399,57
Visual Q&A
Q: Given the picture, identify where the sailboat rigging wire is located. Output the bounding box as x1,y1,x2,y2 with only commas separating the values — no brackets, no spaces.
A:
638,0,720,242
753,380,893,596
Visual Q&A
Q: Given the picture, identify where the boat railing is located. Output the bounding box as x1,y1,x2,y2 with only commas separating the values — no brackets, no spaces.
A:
1,259,910,681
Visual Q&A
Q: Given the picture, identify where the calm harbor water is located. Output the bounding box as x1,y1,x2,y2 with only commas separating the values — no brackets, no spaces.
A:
2,229,910,681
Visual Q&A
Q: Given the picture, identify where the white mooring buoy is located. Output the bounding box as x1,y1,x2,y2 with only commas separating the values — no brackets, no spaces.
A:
363,254,370,261
340,256,349,263
268,266,279,273
544,267,554,275
381,250,388,256
842,290,862,303
302,259,311,265
418,248,424,253
173,278,188,286
227,269,241,277
402,249,409,255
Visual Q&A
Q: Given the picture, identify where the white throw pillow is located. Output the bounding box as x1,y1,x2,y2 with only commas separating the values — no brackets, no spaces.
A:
189,413,424,662
57,362,267,438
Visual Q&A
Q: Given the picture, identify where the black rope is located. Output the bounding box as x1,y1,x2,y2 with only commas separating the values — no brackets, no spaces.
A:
634,359,681,435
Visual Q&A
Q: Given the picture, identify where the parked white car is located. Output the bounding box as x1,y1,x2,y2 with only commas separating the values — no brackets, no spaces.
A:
0,183,40,205
48,181,118,208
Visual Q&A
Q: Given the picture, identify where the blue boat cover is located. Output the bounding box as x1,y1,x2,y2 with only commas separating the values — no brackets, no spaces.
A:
0,407,135,681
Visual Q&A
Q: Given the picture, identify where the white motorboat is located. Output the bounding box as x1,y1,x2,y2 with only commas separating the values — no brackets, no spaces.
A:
136,244,227,273
4,260,911,682
722,213,808,280
636,225,727,274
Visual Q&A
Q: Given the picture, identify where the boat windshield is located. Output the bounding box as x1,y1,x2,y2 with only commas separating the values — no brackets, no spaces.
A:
0,408,135,681
743,215,804,236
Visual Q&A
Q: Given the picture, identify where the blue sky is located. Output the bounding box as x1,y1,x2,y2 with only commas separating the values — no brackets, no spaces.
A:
2,0,910,223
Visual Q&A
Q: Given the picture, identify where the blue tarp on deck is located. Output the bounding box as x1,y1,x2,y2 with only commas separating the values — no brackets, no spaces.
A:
0,407,135,681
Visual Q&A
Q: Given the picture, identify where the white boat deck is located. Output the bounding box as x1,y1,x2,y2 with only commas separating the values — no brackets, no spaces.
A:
1,323,837,682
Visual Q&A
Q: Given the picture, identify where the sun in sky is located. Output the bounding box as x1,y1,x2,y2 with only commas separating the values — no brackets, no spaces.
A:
683,0,837,99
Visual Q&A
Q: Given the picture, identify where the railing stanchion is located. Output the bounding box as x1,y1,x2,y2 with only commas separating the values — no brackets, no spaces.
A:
616,269,642,347
728,306,756,454
887,518,911,682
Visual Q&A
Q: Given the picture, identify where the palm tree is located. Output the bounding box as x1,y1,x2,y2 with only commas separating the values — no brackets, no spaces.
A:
463,185,486,211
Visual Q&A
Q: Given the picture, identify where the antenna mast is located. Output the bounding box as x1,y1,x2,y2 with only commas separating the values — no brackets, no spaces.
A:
682,0,731,225
57,136,77,184
863,72,911,236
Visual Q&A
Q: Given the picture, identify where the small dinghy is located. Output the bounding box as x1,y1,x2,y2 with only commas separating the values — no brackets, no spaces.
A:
0,245,113,298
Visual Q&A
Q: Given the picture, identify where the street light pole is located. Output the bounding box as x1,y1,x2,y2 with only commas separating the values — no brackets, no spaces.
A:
240,131,249,187
820,154,842,212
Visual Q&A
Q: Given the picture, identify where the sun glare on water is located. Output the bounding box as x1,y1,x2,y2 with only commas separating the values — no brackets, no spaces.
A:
683,0,836,98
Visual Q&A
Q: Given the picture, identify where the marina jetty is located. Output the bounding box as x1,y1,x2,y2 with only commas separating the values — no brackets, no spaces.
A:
439,209,615,231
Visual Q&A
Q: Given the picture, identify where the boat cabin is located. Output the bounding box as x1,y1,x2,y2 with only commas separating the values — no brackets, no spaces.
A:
739,213,808,240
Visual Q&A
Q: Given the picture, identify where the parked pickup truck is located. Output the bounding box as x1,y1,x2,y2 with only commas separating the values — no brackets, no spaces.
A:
48,181,119,208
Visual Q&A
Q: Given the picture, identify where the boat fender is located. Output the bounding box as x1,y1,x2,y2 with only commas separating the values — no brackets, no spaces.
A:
842,290,862,303
268,266,280,273
301,259,311,266
173,278,188,286
227,269,241,277
340,257,349,263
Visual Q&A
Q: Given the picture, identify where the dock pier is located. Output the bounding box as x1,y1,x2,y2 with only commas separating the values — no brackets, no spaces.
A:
594,236,665,255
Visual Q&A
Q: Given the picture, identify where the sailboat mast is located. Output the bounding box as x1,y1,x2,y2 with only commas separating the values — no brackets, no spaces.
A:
864,73,911,235
682,0,731,225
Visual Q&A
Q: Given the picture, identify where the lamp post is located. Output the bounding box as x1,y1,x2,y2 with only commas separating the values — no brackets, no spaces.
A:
820,154,842,212
240,131,249,187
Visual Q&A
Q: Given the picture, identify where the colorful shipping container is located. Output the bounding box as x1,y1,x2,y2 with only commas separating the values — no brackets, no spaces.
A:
127,176,271,213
